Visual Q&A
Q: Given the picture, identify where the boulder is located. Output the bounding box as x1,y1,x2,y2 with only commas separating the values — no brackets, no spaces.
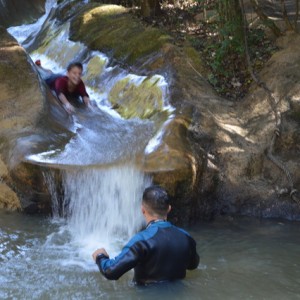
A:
0,0,45,28
0,27,52,212
0,183,20,210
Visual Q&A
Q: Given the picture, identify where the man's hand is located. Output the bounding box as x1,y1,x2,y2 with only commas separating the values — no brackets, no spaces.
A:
92,248,109,262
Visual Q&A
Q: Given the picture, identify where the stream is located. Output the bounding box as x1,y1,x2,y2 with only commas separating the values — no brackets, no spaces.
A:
1,211,299,299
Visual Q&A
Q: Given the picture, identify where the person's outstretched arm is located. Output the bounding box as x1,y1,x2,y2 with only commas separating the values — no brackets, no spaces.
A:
92,237,145,280
78,81,90,107
57,93,75,114
83,95,90,107
54,77,75,113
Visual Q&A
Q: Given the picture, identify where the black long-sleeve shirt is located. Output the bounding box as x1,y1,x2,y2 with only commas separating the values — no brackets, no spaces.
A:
96,220,200,285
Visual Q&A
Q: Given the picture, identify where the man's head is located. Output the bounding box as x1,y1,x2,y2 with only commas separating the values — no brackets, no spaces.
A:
67,62,83,85
142,186,171,220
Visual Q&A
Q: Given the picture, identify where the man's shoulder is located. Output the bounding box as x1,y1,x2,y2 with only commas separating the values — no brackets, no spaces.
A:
167,223,194,239
126,225,159,247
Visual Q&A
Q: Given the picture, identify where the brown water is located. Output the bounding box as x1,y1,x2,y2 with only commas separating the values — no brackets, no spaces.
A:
1,211,299,300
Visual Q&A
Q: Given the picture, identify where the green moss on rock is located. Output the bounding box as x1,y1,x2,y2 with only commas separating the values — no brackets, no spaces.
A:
82,55,106,89
70,5,172,64
109,75,164,119
183,46,204,73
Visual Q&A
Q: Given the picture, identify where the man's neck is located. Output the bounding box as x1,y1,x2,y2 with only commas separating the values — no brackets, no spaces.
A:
145,215,167,226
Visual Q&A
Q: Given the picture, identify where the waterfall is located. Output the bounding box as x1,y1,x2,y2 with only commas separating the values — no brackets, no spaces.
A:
62,164,151,258
7,0,56,45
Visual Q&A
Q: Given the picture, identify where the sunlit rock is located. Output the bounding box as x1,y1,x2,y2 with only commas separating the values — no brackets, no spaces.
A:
0,28,51,212
69,5,172,64
108,76,164,119
0,183,21,210
83,55,107,89
0,157,9,179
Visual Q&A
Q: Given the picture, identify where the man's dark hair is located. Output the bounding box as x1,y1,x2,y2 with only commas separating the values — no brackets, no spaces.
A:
67,62,83,72
142,186,170,216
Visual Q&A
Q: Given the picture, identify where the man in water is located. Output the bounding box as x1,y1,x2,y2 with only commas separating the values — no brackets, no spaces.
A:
92,185,200,285
36,60,90,113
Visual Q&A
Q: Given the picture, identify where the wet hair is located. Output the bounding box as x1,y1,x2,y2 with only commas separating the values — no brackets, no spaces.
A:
67,62,83,72
142,186,170,216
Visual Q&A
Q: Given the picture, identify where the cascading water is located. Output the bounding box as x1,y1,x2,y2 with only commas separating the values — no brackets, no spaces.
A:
63,165,151,259
7,0,171,263
7,0,57,47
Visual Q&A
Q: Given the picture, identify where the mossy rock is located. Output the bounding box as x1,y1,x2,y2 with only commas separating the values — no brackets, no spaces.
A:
109,75,165,119
0,156,9,178
70,5,172,64
82,55,107,89
0,183,21,211
0,0,45,28
143,115,196,194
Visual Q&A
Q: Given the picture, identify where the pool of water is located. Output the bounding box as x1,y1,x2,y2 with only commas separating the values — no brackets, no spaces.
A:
1,211,299,300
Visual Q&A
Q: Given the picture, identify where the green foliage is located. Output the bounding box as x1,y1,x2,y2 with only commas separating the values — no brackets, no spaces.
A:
202,22,277,98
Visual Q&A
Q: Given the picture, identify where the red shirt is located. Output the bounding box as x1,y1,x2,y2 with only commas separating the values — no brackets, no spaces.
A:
50,76,89,98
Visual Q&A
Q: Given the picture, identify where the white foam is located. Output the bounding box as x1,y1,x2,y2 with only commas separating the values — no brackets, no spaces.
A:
61,165,151,263
7,0,57,45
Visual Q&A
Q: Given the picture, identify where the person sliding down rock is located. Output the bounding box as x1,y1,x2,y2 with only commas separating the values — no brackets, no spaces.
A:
35,60,91,114
92,186,200,285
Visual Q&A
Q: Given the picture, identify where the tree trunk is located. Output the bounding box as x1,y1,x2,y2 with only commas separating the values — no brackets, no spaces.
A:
280,0,294,30
250,0,282,36
141,0,161,18
295,0,299,32
217,0,245,53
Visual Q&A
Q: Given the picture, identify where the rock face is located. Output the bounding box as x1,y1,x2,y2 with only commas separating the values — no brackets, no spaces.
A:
0,0,45,27
1,2,300,221
0,27,56,213
230,32,300,219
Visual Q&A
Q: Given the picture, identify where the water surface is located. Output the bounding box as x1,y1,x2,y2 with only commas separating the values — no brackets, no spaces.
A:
1,212,299,300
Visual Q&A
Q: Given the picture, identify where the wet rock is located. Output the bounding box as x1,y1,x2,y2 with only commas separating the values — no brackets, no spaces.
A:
0,183,20,210
0,28,51,212
143,114,207,223
0,0,45,28
0,157,9,178
108,76,164,119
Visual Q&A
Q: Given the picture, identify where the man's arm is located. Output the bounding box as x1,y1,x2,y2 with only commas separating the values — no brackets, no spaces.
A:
187,237,200,270
92,239,145,280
